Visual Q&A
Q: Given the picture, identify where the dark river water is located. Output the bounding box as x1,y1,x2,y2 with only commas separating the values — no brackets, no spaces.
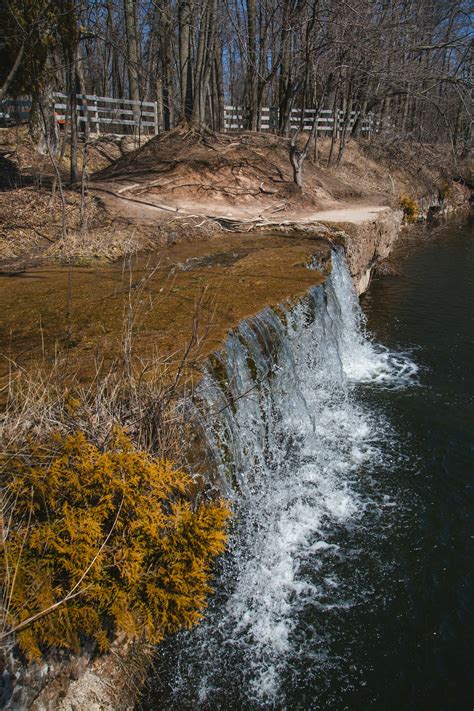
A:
354,217,474,710
141,216,473,711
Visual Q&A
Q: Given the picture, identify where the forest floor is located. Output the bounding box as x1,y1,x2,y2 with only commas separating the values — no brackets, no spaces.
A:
0,123,469,271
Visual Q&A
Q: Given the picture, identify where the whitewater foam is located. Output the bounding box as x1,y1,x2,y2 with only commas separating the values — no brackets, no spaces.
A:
151,249,417,708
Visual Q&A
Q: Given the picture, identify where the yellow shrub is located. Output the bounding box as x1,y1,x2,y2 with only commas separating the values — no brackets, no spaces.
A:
1,429,230,661
399,193,419,223
438,180,452,202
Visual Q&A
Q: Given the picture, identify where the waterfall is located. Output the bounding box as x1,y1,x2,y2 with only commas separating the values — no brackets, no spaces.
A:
149,249,417,708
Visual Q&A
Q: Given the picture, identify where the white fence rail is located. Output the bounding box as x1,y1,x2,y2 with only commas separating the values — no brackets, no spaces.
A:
53,93,158,133
224,105,379,134
0,93,160,135
0,94,379,136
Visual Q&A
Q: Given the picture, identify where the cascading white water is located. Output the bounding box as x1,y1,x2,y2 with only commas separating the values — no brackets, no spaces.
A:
154,249,417,708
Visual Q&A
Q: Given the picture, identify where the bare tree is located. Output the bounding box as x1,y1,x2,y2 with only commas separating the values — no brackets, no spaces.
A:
0,0,470,159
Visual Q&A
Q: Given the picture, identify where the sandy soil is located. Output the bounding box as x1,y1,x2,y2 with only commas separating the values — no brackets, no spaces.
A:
89,186,390,232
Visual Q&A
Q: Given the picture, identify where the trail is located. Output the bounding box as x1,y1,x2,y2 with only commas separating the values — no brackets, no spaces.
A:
91,183,390,230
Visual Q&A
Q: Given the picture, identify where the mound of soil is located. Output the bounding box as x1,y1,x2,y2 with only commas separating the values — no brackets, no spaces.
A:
92,124,355,209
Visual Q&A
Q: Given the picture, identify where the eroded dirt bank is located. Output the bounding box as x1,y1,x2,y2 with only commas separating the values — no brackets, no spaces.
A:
1,125,471,271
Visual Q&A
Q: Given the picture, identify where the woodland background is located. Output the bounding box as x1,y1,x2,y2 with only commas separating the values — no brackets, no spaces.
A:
0,0,471,148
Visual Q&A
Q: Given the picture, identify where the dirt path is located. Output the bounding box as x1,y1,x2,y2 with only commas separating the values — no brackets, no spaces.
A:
308,205,390,224
92,185,390,230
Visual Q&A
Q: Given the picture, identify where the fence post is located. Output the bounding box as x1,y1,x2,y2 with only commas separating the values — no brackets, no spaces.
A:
154,101,159,135
93,99,100,135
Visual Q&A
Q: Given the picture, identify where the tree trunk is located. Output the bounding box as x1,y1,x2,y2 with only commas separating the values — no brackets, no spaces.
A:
107,2,123,98
290,86,326,185
278,0,292,134
68,63,78,184
381,95,391,131
0,43,25,101
246,0,258,130
29,89,59,156
213,38,224,131
123,0,141,128
178,0,193,119
75,43,90,139
327,85,340,167
160,0,174,130
336,98,353,167
192,0,209,124
290,142,304,187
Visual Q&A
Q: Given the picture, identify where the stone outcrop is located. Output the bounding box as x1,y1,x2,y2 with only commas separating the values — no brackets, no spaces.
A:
330,183,471,294
1,638,149,711
323,208,404,294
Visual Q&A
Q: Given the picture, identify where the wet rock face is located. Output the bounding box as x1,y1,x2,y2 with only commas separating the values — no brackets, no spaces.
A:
331,209,404,295
1,649,92,711
2,638,145,711
338,185,471,294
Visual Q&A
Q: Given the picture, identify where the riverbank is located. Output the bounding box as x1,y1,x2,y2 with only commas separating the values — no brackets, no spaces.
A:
0,126,471,272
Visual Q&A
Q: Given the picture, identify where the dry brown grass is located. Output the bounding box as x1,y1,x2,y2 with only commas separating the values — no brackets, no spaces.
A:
0,127,158,265
1,250,228,494
0,126,139,182
0,259,213,463
0,182,178,265
0,188,103,248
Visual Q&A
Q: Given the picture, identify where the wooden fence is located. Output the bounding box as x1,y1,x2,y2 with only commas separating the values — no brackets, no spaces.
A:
223,105,378,134
0,93,159,135
53,93,158,133
0,94,379,136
